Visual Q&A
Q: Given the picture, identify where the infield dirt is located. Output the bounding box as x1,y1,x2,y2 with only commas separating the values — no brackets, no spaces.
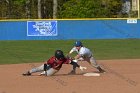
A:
0,59,139,93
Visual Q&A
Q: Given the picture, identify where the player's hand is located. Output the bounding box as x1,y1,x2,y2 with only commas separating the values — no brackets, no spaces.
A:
79,66,87,71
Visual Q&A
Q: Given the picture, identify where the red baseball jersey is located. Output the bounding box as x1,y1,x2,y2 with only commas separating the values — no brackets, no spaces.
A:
45,56,71,70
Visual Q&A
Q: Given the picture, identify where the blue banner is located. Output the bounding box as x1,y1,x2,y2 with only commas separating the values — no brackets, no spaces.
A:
27,21,57,36
0,19,140,40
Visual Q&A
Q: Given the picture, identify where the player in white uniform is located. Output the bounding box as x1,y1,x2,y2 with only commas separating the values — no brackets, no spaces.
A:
68,41,105,74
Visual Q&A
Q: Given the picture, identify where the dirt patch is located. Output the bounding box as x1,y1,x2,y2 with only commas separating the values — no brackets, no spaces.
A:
0,59,140,93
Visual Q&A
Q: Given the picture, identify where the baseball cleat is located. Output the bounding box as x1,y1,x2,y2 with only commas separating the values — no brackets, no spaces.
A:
22,71,31,76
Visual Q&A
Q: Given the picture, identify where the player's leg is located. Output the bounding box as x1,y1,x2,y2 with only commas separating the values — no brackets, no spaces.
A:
22,64,44,76
86,57,105,73
29,64,44,73
39,68,58,76
46,68,58,76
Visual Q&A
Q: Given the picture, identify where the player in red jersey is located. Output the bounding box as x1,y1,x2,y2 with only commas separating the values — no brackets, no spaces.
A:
22,50,87,76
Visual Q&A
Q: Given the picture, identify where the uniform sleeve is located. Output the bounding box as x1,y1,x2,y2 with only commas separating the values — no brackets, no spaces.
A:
69,47,77,54
63,58,71,64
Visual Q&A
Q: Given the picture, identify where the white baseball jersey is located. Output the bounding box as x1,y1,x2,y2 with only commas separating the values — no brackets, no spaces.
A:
69,47,93,58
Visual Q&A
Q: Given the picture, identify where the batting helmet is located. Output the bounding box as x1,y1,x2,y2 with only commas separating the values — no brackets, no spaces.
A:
74,41,83,47
55,50,65,59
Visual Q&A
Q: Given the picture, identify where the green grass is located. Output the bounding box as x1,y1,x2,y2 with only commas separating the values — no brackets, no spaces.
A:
0,39,140,64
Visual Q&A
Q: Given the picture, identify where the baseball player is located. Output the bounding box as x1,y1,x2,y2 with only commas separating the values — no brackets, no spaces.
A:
22,50,87,76
67,41,105,74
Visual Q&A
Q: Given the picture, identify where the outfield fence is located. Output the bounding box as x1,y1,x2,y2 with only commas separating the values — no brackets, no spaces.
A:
0,19,139,40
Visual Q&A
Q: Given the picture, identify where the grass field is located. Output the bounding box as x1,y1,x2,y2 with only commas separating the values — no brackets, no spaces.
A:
0,39,140,64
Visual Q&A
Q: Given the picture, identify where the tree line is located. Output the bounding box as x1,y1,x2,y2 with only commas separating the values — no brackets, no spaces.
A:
0,0,137,19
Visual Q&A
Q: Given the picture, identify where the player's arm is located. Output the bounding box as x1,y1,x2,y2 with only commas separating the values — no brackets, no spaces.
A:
70,61,80,67
70,60,87,71
69,47,76,54
68,47,77,56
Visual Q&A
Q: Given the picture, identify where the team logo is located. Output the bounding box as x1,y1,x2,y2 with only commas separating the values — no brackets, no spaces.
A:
27,21,57,36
